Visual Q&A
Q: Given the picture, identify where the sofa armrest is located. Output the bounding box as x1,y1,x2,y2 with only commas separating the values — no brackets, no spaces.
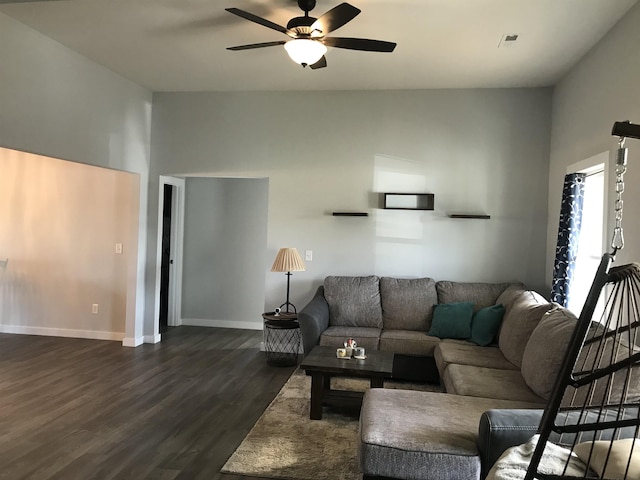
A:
478,409,543,478
298,286,329,356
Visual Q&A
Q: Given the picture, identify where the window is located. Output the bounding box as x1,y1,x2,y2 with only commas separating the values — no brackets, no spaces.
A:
567,168,605,315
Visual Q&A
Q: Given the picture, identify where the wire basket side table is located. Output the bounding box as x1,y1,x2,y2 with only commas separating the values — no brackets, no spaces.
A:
262,312,300,366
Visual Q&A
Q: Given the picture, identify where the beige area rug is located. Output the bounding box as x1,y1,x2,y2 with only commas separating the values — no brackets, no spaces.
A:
221,370,444,480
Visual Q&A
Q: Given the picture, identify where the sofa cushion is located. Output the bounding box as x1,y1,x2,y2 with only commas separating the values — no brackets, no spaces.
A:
428,302,474,339
563,329,640,407
498,289,552,367
324,275,382,328
521,306,578,400
379,277,438,331
436,281,521,312
470,304,505,346
442,364,546,404
359,389,542,480
434,342,518,375
495,285,527,309
379,330,441,356
319,326,381,350
574,438,640,479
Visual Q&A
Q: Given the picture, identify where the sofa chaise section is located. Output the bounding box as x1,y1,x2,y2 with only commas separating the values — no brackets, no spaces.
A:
359,390,542,480
359,303,584,480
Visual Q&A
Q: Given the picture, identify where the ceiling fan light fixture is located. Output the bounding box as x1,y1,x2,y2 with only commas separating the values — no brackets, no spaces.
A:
284,39,326,66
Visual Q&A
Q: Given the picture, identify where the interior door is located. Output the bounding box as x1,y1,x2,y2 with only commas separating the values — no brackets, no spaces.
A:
159,183,173,333
155,175,185,340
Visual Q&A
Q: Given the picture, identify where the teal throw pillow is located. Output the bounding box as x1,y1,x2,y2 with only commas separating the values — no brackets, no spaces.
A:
470,304,505,346
428,302,474,339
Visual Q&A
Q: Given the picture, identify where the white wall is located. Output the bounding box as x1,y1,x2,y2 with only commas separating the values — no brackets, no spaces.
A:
151,88,552,321
10,5,613,337
548,3,640,283
0,13,152,345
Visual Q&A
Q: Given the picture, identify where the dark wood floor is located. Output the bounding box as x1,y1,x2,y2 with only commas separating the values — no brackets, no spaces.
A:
0,327,297,480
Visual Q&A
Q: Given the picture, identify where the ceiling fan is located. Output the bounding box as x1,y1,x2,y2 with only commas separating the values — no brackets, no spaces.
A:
226,0,396,69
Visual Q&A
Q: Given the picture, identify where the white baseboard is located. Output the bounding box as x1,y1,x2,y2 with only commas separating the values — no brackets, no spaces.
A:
0,324,124,342
144,333,162,344
181,318,263,330
122,336,144,347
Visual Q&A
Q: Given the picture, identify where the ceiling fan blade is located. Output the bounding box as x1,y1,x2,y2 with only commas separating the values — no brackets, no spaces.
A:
225,8,296,37
309,56,327,69
227,41,286,51
322,37,396,52
310,2,360,35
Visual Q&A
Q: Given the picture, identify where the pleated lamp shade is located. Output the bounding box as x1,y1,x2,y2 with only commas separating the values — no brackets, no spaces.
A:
271,248,306,272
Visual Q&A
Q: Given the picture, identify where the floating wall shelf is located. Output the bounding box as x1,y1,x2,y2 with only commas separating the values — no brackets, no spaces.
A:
332,212,368,217
448,214,491,219
383,193,434,210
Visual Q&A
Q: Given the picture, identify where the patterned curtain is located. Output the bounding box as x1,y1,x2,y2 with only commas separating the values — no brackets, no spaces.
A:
551,173,587,307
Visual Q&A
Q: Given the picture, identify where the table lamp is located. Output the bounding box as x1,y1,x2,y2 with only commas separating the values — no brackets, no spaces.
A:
271,247,306,313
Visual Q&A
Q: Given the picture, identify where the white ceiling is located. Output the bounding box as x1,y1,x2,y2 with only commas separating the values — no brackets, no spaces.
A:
0,0,637,92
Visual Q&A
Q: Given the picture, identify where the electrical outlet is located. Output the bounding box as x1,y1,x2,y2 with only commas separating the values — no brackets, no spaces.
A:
305,250,313,261
115,243,123,254
92,304,99,314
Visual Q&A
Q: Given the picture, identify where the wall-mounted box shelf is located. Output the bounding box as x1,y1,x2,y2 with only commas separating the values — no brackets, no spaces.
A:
383,193,434,210
332,212,368,216
448,213,491,219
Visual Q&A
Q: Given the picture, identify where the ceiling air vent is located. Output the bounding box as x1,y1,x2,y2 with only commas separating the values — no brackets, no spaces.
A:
498,33,519,48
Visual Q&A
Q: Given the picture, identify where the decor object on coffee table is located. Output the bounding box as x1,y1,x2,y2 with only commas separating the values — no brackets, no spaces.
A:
271,247,306,313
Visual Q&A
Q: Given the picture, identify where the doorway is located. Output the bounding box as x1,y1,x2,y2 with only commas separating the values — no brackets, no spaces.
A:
154,176,185,341
159,183,173,333
179,177,269,329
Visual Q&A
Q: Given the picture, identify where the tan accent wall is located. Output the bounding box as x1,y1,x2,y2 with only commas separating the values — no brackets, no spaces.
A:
0,147,139,340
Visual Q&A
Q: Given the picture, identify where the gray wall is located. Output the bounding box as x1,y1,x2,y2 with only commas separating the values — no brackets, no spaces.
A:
182,177,269,328
0,12,152,344
151,88,553,320
547,2,640,280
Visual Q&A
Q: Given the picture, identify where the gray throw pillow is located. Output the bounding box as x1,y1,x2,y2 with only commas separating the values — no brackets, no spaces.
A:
380,277,437,331
324,276,382,328
498,290,553,367
521,306,578,400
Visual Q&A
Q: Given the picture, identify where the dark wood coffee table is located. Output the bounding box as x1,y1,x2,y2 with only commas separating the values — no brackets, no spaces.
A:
299,345,394,420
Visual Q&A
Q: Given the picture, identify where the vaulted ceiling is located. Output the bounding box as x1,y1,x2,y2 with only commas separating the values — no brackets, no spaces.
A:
0,0,637,91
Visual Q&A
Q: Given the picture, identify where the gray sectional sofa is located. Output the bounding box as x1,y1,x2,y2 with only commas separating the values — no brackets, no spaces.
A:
299,276,528,382
297,275,581,479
